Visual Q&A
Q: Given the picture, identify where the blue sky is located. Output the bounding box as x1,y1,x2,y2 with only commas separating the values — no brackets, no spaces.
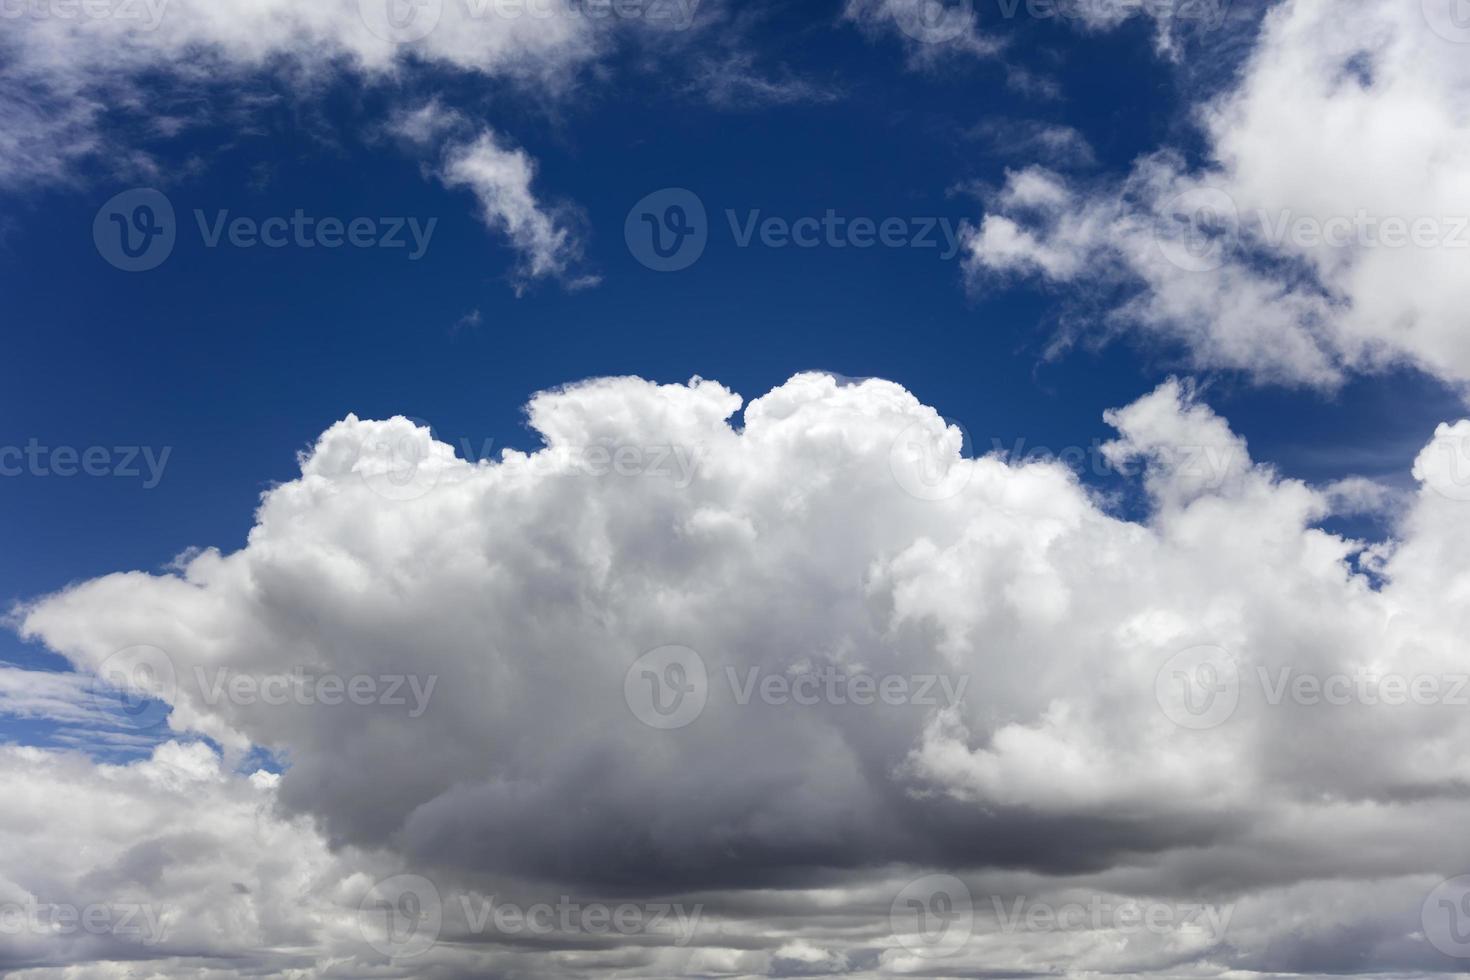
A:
3,0,1460,634
7,1,1470,976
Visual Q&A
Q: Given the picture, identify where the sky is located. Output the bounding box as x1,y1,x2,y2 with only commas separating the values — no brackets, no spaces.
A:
4,0,1470,976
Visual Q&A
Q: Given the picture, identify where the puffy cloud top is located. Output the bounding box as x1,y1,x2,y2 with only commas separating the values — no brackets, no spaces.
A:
11,372,1470,976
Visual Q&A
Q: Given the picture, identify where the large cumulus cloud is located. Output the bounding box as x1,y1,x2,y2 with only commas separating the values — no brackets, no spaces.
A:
7,372,1470,976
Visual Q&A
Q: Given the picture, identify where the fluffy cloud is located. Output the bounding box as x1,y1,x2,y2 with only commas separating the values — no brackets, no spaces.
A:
0,741,346,976
8,372,1470,976
966,0,1470,390
440,130,599,291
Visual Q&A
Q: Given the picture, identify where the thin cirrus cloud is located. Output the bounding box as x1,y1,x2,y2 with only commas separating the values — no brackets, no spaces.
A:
9,370,1470,976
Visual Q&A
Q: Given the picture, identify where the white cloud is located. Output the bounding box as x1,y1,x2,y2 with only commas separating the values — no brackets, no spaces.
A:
8,372,1470,976
966,0,1470,390
842,0,1204,68
439,130,599,291
0,0,610,183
